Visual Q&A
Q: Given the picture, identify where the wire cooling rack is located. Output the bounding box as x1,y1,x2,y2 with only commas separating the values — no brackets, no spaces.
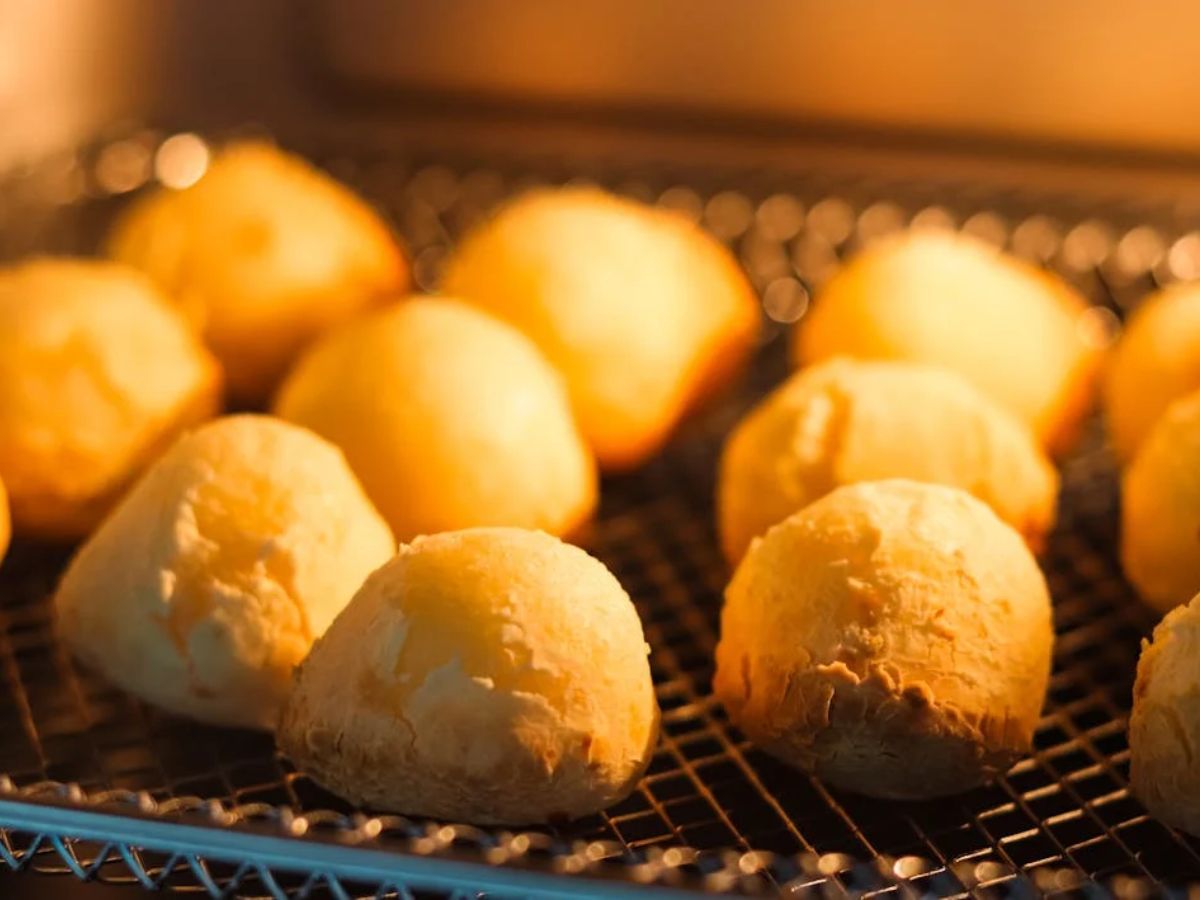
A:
2,129,1200,898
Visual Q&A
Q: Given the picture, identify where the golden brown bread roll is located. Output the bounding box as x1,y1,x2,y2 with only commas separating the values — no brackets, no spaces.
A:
717,358,1058,562
274,297,596,543
1129,593,1200,837
107,141,408,402
55,415,394,730
1106,282,1200,462
279,527,659,824
441,187,760,470
1121,388,1200,613
0,258,221,539
793,231,1100,454
714,479,1053,799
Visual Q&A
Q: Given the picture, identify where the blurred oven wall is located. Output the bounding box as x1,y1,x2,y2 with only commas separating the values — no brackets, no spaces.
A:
315,0,1200,156
0,0,158,169
2,0,1199,168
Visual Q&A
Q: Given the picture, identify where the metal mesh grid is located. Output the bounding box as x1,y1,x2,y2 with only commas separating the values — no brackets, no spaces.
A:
2,129,1200,897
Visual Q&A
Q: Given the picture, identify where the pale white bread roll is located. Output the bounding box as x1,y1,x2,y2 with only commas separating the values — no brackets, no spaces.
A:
55,415,394,730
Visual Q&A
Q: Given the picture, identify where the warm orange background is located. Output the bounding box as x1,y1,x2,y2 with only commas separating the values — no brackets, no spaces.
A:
318,0,1200,156
3,0,1200,169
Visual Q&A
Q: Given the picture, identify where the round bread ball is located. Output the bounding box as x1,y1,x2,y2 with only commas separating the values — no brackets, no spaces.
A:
793,231,1100,454
1129,593,1200,837
274,297,597,543
107,141,408,402
441,187,760,470
1121,389,1200,613
278,527,659,824
55,415,395,730
0,258,221,539
718,358,1058,563
1106,282,1200,462
714,479,1053,799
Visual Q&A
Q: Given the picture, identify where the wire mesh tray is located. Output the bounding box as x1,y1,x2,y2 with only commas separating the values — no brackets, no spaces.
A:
2,129,1200,898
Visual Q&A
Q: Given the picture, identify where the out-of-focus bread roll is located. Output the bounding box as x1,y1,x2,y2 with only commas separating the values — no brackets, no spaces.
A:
1129,593,1200,837
441,187,760,470
718,358,1057,563
714,479,1053,799
0,477,9,566
279,527,658,824
1121,389,1200,613
274,297,596,543
0,258,221,539
793,231,1100,454
55,415,394,730
1106,282,1200,462
107,141,408,401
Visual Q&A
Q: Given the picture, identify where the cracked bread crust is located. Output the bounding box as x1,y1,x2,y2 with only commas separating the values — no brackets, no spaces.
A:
714,479,1053,799
1130,594,1200,837
717,358,1058,563
278,527,659,824
54,415,394,730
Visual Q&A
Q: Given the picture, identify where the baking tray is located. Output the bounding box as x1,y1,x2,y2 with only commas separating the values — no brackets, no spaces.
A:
1,129,1199,898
